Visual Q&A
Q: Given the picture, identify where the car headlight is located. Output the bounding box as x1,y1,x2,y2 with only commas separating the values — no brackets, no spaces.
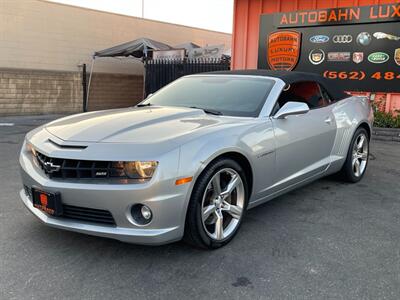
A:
25,140,37,156
123,161,158,179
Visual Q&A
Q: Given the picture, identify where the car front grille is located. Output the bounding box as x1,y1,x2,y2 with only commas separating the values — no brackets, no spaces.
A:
35,151,126,180
23,185,116,226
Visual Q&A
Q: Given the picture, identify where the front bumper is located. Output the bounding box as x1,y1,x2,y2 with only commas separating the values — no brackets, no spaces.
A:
19,190,181,244
19,140,191,245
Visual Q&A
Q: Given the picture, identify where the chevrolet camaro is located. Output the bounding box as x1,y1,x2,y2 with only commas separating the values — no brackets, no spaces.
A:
19,70,374,249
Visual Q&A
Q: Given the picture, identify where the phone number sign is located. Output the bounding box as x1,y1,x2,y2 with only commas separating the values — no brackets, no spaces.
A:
258,3,400,92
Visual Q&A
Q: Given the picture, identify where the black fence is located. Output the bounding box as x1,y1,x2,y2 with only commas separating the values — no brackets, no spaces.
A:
144,58,230,96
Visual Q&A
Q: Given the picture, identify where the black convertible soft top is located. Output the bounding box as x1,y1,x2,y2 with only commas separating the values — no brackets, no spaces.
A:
207,70,349,101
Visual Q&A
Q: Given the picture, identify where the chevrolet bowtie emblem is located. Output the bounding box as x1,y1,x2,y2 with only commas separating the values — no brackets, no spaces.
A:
43,161,61,174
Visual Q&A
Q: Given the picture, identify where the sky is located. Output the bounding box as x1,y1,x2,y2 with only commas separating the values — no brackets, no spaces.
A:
48,0,234,33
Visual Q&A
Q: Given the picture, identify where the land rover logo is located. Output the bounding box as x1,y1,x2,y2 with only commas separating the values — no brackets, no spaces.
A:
309,35,329,43
368,52,389,64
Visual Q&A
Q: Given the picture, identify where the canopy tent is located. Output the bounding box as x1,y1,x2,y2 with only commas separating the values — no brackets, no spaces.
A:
86,38,173,111
94,37,172,58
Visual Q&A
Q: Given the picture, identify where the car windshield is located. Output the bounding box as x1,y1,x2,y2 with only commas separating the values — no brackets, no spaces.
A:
141,76,275,117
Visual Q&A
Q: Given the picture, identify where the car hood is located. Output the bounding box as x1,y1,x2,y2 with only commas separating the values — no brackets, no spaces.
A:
45,106,240,144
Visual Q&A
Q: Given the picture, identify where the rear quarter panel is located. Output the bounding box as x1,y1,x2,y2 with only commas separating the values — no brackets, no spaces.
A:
328,95,373,173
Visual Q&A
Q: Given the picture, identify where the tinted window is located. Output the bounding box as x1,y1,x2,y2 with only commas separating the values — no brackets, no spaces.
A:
319,85,333,106
142,76,275,117
276,81,329,110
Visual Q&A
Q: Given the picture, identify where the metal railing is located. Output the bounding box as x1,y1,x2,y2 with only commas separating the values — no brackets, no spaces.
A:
144,58,230,96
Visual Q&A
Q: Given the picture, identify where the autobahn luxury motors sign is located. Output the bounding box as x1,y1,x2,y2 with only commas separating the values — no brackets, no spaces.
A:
258,2,400,92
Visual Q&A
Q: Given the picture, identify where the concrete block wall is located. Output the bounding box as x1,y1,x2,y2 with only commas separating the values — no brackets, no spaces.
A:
0,69,83,116
88,74,144,111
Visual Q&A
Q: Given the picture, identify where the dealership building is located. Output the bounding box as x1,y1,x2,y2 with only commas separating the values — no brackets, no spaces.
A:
231,0,400,112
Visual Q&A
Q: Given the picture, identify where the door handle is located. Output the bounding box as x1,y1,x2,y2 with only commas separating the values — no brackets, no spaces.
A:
324,117,332,124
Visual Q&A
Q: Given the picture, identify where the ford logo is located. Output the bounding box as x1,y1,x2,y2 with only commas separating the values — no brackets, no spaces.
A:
310,35,329,43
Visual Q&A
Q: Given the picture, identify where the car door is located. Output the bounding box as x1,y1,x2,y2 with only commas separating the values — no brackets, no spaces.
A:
270,81,337,191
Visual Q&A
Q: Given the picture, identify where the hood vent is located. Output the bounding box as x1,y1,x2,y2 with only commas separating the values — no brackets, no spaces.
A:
48,139,87,150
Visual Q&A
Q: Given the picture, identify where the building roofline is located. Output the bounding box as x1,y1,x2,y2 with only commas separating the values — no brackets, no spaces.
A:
39,0,232,36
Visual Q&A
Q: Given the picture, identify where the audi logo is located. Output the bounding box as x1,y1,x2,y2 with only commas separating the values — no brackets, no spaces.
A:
333,35,353,43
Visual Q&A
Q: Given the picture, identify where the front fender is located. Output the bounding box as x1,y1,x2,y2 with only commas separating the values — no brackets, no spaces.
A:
177,119,276,218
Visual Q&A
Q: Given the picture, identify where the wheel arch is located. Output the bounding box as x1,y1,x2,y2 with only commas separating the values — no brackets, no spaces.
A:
200,151,254,199
357,122,371,140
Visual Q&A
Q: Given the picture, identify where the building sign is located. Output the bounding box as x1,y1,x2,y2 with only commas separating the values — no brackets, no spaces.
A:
267,31,301,71
258,3,400,92
153,49,185,60
188,44,225,59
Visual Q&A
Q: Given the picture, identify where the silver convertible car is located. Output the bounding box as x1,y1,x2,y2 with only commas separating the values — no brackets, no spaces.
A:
19,70,373,249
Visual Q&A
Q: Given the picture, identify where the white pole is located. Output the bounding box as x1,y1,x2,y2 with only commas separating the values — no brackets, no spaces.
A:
142,0,144,18
86,57,96,112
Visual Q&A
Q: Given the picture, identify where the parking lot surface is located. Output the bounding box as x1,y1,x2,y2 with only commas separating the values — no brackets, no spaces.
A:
1,115,400,300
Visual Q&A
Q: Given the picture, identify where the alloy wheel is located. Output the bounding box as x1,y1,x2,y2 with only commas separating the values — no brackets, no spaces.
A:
351,133,368,177
201,168,245,241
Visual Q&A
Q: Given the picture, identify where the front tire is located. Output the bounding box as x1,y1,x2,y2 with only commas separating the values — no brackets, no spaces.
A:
184,158,249,249
339,127,369,183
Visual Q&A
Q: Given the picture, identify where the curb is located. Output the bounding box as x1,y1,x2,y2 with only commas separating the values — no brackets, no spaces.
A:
373,127,400,142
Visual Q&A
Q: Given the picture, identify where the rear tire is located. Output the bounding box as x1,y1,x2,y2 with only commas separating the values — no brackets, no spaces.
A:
339,127,369,183
183,158,249,249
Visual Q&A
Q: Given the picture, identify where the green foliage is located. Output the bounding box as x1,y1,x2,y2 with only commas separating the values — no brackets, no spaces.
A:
373,109,400,128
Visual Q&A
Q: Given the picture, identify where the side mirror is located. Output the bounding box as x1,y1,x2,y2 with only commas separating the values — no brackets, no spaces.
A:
274,101,309,119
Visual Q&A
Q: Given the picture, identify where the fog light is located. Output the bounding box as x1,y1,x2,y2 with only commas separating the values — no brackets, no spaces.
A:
141,205,152,220
131,204,152,225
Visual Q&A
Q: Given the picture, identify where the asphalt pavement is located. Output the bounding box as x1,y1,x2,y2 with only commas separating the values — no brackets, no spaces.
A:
1,115,400,300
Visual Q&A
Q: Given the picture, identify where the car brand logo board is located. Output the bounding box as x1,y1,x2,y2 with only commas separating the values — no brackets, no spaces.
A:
259,3,400,92
267,30,301,71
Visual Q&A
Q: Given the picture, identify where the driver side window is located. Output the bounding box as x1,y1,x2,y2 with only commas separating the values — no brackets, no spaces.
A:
274,81,331,114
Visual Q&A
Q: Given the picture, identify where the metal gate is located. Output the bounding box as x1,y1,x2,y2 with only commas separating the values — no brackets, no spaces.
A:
144,58,230,96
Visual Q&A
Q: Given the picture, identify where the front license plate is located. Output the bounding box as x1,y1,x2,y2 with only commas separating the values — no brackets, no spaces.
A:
32,188,63,216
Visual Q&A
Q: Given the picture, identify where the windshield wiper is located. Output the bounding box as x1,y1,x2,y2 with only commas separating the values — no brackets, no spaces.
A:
136,103,152,107
190,106,223,116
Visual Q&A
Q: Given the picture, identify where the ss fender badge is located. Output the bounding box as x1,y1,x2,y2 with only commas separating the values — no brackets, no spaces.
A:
257,150,275,159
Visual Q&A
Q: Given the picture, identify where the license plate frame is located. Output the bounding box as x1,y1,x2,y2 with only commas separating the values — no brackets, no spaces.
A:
31,187,63,216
